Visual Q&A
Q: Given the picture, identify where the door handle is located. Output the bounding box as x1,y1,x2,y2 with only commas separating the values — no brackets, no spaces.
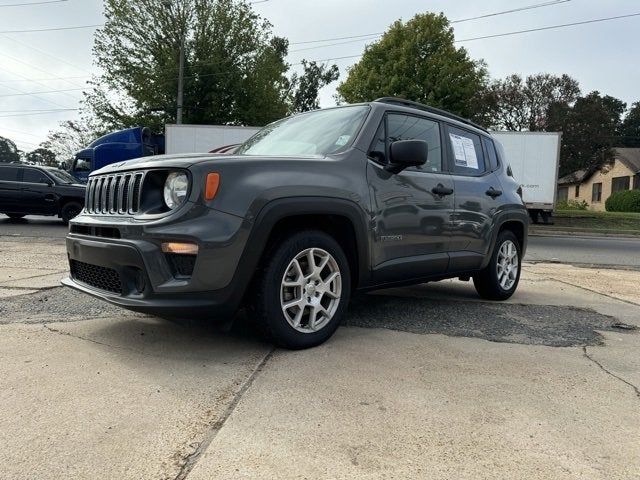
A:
431,184,454,196
485,187,503,198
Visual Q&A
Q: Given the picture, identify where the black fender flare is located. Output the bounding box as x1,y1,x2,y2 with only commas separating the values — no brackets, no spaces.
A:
233,196,370,295
480,209,529,270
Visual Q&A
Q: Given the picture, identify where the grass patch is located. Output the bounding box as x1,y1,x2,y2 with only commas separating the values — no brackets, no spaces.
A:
549,210,640,234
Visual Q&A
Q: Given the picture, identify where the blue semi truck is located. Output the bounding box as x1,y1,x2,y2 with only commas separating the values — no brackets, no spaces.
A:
69,127,165,182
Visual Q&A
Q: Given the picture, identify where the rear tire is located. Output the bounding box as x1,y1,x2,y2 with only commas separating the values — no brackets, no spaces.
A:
60,202,82,224
6,213,25,219
251,230,351,349
473,230,522,301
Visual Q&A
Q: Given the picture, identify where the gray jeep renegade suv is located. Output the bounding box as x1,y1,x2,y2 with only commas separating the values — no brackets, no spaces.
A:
63,98,528,349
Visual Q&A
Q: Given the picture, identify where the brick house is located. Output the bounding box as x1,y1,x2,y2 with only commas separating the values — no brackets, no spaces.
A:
557,148,640,211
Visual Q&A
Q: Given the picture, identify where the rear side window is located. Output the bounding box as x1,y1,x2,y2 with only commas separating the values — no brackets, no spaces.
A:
23,169,49,184
0,167,19,181
483,138,500,171
447,125,486,176
368,113,443,172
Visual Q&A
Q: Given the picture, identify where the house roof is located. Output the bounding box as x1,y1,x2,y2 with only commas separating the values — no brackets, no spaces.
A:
558,148,640,185
558,168,591,185
616,148,640,174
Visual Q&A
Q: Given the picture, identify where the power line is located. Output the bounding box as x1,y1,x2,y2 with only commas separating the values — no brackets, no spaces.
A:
0,108,77,118
0,34,93,74
0,87,84,97
0,107,78,112
290,11,640,55
456,11,640,43
0,75,89,83
0,65,73,108
0,0,66,7
0,23,102,34
289,0,571,46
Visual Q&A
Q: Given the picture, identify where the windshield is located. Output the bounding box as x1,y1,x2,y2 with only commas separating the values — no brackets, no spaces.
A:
236,105,370,157
48,169,78,184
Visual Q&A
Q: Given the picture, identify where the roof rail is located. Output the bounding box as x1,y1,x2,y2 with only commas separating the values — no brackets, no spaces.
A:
373,97,488,133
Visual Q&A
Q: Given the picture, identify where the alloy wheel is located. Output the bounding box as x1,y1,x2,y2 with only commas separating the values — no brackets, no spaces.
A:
280,247,342,333
497,240,519,290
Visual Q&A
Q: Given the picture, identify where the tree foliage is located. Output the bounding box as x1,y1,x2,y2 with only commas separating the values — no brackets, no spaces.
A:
0,136,20,163
487,73,580,131
336,13,489,123
547,91,626,177
25,148,58,167
289,61,339,114
619,102,640,148
85,0,337,132
41,120,104,163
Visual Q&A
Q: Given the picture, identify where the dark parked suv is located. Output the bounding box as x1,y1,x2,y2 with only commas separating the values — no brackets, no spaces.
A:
63,98,528,349
0,164,85,223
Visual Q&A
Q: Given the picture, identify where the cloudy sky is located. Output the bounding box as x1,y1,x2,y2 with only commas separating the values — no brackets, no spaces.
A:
0,0,638,152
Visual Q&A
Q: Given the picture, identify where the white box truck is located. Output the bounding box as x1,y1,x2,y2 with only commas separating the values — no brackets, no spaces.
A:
165,124,261,154
492,131,562,224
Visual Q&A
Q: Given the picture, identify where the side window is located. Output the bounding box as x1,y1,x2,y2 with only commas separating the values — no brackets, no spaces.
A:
0,167,19,181
387,114,442,172
23,169,49,184
447,126,486,176
74,158,91,172
367,114,443,172
483,137,499,171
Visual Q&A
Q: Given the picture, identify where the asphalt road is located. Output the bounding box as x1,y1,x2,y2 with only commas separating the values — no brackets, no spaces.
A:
526,234,640,267
2,214,640,267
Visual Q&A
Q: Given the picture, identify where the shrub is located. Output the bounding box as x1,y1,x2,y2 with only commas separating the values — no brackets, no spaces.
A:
605,190,640,212
556,199,589,210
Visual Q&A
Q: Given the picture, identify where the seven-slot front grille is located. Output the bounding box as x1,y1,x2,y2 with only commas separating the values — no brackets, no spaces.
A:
86,171,145,215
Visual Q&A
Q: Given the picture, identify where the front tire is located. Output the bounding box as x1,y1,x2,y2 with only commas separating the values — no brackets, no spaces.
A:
252,230,351,349
60,202,82,224
6,213,25,219
473,230,522,301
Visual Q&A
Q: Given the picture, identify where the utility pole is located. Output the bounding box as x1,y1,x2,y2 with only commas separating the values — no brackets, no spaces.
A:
177,31,184,124
163,0,184,124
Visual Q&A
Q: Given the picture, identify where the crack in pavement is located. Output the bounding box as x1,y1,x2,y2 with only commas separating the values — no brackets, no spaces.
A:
527,269,640,307
171,348,276,480
583,346,640,400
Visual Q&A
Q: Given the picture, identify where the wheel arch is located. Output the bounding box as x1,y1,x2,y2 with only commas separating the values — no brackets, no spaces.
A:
238,197,370,294
480,211,529,270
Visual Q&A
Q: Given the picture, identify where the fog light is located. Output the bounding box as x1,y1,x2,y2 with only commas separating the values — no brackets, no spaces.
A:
161,242,199,255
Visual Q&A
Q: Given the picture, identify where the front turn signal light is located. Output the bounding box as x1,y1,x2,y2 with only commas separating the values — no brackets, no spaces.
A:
161,242,199,255
205,173,220,201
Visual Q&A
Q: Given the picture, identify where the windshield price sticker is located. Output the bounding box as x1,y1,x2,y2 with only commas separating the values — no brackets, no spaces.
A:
449,133,479,169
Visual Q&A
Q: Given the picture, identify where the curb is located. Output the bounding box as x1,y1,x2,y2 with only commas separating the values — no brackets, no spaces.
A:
529,229,640,239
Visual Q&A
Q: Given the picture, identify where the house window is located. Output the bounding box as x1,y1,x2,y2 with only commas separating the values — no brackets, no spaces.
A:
592,183,602,202
612,176,630,193
575,185,580,198
558,186,569,202
634,174,639,190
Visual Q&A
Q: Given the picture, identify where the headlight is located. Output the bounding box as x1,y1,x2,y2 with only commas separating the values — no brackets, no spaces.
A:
163,172,189,209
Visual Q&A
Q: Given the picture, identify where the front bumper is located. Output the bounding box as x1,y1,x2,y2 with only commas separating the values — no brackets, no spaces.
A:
63,204,249,319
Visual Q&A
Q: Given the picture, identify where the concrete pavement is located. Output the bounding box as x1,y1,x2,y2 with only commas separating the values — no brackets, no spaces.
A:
1,237,639,479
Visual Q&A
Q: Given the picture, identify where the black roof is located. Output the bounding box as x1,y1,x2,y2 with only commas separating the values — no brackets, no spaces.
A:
373,97,488,133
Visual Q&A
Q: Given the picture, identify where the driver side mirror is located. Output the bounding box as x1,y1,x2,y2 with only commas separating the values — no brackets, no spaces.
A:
385,140,428,174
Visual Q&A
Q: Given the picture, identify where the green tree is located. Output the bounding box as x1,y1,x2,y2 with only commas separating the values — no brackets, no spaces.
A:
488,73,580,131
619,102,640,148
336,13,489,123
26,148,58,167
86,0,336,132
0,136,20,163
41,120,103,164
289,60,339,114
548,91,626,177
